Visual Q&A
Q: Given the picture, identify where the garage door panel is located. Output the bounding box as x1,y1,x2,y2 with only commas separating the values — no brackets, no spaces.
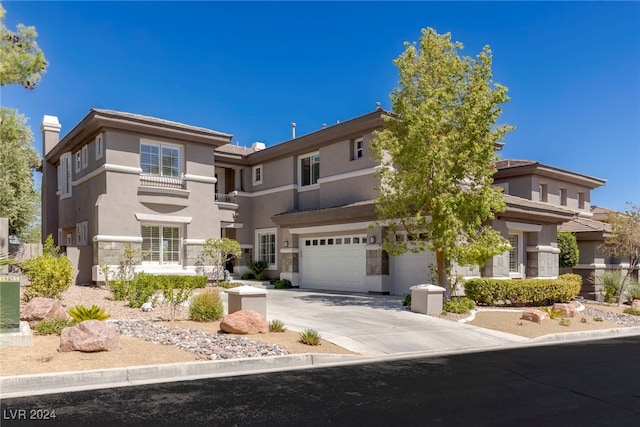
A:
391,251,437,296
300,235,366,292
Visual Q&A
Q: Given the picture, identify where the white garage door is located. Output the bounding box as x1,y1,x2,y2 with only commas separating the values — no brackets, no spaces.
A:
391,250,437,296
300,235,366,292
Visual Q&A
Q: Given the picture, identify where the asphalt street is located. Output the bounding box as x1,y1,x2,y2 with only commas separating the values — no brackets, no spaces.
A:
3,336,639,426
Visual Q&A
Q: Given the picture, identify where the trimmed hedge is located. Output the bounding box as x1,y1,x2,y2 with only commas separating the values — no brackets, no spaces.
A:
464,274,582,306
109,274,207,308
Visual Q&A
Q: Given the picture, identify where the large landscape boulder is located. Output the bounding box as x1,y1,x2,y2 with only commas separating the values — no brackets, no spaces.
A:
521,309,549,323
552,303,577,317
21,297,69,326
59,320,122,352
220,310,268,334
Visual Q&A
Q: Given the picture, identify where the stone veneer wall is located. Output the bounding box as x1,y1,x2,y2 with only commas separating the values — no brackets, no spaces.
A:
482,252,510,278
281,252,299,273
366,249,389,276
94,241,141,266
526,250,558,278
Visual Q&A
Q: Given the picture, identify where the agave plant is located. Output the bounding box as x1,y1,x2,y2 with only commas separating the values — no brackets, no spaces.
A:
67,304,110,322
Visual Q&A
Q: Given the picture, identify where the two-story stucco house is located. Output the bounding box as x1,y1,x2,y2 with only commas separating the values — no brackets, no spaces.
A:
42,107,606,296
41,109,233,284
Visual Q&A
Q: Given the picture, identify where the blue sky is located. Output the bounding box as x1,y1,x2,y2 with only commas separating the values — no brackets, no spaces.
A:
2,1,639,211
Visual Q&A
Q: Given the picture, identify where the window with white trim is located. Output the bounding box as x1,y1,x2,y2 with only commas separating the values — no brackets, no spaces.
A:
299,152,319,187
76,221,88,246
353,137,364,160
140,141,181,178
539,184,548,202
252,165,263,185
59,153,72,198
141,224,181,264
95,134,104,160
81,145,88,169
560,188,567,206
256,228,276,268
508,233,523,277
75,151,82,173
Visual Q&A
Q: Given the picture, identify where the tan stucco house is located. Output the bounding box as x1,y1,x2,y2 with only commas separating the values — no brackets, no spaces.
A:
41,107,606,296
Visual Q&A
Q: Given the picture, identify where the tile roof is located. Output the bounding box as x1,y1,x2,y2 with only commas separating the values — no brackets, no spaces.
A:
215,144,258,156
559,217,611,233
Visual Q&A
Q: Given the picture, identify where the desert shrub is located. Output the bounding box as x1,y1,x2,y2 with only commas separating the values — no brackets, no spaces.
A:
593,271,624,303
189,289,224,322
255,272,269,281
273,279,292,289
624,280,640,302
594,316,604,322
108,279,133,301
247,260,268,276
20,235,73,301
241,272,255,280
402,294,411,307
33,318,76,335
559,318,571,326
67,305,110,322
464,277,581,306
269,319,286,332
443,297,475,314
541,307,563,319
217,281,241,289
299,329,321,346
623,307,640,316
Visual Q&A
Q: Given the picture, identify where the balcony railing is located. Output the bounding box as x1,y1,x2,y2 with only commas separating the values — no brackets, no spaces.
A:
215,193,236,203
140,175,185,190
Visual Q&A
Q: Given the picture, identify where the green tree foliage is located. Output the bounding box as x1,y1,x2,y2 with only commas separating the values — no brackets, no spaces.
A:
371,28,513,296
558,231,579,268
20,235,73,301
0,5,48,89
0,108,41,238
201,237,242,284
599,203,640,306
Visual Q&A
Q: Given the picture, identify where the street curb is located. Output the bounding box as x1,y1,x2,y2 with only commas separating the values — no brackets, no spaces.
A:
526,326,640,344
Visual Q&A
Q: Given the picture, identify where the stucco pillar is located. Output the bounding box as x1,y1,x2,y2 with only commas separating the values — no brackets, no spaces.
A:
364,226,390,294
234,168,242,191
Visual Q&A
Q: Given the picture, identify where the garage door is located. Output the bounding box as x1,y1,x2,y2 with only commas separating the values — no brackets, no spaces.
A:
391,250,437,296
300,235,366,292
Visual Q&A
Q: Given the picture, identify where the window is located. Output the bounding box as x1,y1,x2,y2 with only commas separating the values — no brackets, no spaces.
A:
95,134,104,160
560,188,567,206
66,232,73,246
256,229,276,268
299,152,319,187
140,141,181,178
141,225,181,264
75,151,82,173
81,146,88,169
76,222,88,246
578,192,585,209
352,138,364,160
59,153,72,198
252,165,263,185
539,184,548,202
509,234,520,273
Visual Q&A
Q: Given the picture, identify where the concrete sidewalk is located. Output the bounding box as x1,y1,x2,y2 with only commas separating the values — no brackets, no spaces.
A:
3,288,640,398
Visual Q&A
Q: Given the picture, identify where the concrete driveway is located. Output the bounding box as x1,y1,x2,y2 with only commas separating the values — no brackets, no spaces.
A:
221,288,527,355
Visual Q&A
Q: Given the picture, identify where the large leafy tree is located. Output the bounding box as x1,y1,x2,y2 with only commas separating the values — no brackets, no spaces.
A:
600,203,640,306
0,108,41,238
371,28,513,297
0,5,47,89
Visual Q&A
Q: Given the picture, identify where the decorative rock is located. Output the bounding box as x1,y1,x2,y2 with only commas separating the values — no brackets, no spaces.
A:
141,302,154,312
220,310,269,334
21,297,69,327
59,320,122,352
553,303,577,317
521,309,549,323
632,300,640,310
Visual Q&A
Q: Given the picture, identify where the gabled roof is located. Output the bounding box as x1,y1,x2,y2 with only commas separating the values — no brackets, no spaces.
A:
493,159,606,189
559,217,611,233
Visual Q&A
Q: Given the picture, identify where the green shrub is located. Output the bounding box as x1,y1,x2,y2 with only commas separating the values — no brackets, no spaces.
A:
623,307,640,316
273,279,292,289
559,318,571,327
67,305,110,322
247,260,269,276
299,328,321,346
33,318,76,335
464,277,581,306
269,319,286,332
255,272,269,281
593,271,624,303
189,289,224,322
624,280,640,301
241,272,255,280
541,307,563,319
109,274,207,308
443,297,476,314
108,279,133,301
217,281,241,289
20,235,73,301
558,273,583,287
558,232,579,268
594,316,604,322
402,294,411,307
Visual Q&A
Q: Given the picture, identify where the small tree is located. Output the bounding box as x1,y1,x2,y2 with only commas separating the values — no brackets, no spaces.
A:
20,235,73,301
201,238,241,285
371,28,513,297
599,203,640,306
558,231,579,268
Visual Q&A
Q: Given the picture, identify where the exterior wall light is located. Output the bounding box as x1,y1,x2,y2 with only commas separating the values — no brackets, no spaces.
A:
284,240,289,248
369,236,376,244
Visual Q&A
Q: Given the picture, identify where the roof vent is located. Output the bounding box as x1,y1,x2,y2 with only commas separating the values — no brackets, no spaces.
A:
251,142,266,151
291,122,296,139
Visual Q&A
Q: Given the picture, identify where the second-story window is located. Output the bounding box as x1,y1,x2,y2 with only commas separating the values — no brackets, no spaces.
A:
59,153,73,198
353,138,364,160
299,152,319,187
140,141,181,177
253,165,263,185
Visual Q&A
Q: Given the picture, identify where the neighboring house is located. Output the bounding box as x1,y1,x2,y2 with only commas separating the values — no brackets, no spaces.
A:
559,206,638,299
41,110,233,284
42,107,607,296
